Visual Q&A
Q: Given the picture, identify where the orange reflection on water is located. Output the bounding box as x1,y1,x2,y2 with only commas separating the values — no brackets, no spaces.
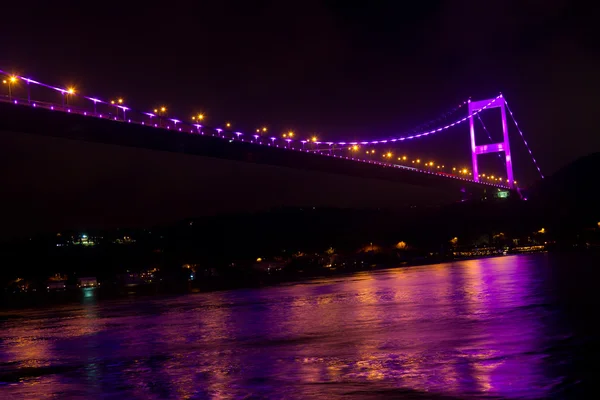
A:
0,255,568,399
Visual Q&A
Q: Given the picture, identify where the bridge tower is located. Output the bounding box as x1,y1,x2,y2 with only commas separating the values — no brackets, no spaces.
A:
468,95,514,189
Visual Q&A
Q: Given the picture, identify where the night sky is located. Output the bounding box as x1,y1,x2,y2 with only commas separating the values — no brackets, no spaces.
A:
0,1,599,235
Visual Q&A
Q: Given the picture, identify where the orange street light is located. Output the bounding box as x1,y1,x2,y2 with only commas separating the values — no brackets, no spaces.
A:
4,76,18,99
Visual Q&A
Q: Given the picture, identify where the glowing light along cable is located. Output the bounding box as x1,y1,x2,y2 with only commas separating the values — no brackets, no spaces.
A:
0,68,68,95
405,100,468,135
1,66,493,147
348,95,503,146
503,98,544,179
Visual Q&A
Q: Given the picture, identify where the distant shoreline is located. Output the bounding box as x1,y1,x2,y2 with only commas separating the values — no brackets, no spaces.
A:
0,250,553,312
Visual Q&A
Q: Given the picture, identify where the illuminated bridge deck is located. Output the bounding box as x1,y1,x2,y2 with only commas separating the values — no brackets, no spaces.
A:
0,100,514,196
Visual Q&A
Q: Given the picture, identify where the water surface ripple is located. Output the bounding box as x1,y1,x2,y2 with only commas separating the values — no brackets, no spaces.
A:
1,254,598,399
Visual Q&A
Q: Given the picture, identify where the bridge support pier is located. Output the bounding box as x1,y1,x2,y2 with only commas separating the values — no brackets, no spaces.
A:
468,95,514,189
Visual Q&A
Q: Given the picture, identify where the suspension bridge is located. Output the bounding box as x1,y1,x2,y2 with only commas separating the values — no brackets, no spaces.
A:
0,68,543,199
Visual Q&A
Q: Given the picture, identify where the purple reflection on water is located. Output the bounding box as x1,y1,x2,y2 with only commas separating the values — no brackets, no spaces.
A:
0,254,588,398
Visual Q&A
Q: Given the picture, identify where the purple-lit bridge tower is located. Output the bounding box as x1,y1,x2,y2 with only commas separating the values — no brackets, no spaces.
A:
468,95,514,189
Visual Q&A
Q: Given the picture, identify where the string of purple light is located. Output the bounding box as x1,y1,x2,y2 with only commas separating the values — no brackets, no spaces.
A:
0,68,128,111
503,98,544,179
2,67,499,149
402,99,468,135
342,95,503,146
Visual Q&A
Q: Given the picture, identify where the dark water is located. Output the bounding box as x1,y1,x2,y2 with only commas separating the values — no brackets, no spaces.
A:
1,254,598,399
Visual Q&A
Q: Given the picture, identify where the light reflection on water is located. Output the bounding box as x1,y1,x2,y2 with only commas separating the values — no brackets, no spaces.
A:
0,254,595,398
